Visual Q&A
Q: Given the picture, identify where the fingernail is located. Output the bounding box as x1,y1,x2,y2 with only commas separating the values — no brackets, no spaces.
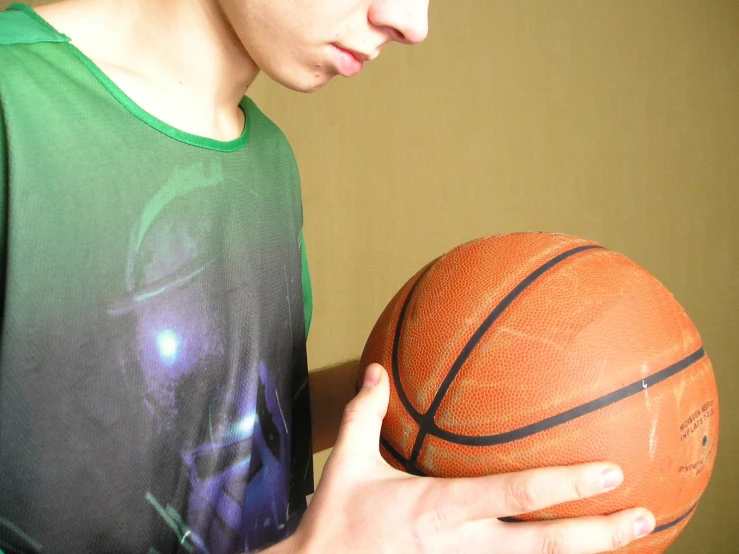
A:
600,467,623,490
363,365,381,388
634,516,655,539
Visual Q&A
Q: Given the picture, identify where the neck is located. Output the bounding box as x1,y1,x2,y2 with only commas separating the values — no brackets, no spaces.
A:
39,0,260,136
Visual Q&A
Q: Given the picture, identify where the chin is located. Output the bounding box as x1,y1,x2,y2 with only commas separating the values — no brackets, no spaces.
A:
267,66,336,93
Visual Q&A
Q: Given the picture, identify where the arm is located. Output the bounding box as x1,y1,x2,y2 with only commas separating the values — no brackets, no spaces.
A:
308,359,361,453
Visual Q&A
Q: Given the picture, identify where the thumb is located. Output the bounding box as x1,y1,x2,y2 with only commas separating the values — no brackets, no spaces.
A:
333,363,390,459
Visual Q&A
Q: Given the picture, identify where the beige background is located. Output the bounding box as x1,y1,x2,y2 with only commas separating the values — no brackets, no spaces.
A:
5,1,738,552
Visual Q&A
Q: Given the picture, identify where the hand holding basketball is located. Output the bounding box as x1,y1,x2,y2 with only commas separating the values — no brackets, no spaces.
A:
284,364,654,554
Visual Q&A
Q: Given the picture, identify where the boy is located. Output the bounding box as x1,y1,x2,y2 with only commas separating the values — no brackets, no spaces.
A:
0,1,654,552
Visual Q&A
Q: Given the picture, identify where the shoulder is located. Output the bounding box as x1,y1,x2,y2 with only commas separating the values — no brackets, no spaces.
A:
244,96,299,163
0,4,69,47
0,4,70,87
241,97,304,208
244,97,290,143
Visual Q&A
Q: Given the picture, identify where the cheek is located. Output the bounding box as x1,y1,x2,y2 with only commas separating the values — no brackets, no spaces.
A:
221,1,290,65
222,0,340,91
244,18,310,70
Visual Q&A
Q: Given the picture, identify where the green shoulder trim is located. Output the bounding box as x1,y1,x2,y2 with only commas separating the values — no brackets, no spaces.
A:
0,4,70,46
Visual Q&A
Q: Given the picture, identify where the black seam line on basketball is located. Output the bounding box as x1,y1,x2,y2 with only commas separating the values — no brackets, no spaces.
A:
409,427,427,466
500,503,697,535
430,346,705,446
392,261,440,423
386,260,438,476
406,244,604,468
380,437,405,464
652,503,697,533
423,244,604,422
380,437,427,476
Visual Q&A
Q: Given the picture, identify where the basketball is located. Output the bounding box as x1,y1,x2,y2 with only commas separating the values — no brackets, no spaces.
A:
359,232,719,554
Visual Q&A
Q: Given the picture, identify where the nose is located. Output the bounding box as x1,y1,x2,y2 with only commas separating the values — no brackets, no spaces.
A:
369,0,430,45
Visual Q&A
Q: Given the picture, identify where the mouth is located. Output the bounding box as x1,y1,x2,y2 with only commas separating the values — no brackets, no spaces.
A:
343,48,373,62
330,44,376,77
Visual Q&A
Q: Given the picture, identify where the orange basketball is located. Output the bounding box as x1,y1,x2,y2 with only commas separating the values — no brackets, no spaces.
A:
359,232,719,554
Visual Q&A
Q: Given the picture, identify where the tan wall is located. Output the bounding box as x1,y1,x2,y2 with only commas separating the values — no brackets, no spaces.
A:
250,2,738,552
5,1,739,552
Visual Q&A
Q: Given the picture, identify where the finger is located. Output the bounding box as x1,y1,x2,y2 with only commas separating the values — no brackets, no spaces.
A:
437,462,625,520
332,363,390,459
493,507,657,554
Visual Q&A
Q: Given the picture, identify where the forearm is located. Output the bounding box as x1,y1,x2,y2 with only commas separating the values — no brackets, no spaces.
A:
309,359,361,452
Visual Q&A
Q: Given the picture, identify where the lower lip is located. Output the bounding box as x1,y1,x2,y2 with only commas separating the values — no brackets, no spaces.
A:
331,45,364,77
